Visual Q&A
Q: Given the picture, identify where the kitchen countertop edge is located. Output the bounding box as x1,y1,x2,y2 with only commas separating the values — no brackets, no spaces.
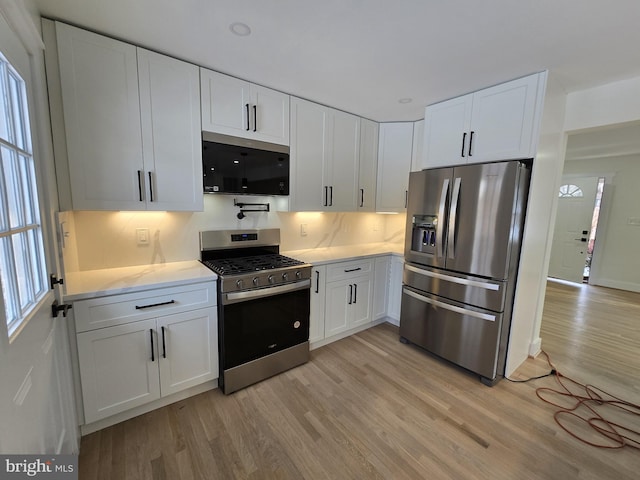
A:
282,243,404,266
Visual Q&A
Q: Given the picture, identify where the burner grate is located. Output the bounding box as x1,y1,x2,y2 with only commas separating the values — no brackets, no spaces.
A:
203,254,304,276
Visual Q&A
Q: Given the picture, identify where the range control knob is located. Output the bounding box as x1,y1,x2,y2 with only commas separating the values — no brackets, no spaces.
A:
295,271,302,279
282,272,289,281
253,277,259,286
236,279,243,289
267,274,275,284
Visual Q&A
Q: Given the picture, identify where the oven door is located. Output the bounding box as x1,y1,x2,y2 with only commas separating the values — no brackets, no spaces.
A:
220,281,310,370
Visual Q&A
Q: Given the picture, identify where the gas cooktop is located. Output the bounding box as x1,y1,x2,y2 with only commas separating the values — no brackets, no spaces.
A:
203,254,306,277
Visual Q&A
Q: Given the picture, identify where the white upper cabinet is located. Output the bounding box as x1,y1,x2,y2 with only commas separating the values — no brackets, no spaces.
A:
200,68,290,145
423,72,547,168
376,122,414,212
52,22,203,211
358,119,379,211
290,97,360,211
138,49,203,211
410,119,425,172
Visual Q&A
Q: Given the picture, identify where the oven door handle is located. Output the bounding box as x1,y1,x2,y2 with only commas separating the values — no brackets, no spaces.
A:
224,279,311,304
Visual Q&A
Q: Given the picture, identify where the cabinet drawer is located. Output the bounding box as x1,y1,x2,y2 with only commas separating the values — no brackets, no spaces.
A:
326,259,374,282
75,282,217,333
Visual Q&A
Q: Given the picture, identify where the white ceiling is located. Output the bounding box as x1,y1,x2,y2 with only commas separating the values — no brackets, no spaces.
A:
33,0,640,122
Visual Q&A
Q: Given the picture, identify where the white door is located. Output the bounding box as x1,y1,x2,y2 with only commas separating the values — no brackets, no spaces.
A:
548,176,600,283
376,122,413,211
423,94,472,168
0,11,77,454
251,84,290,145
200,68,251,136
327,110,359,210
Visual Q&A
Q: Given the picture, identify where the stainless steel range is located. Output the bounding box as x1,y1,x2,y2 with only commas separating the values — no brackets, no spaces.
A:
200,229,311,394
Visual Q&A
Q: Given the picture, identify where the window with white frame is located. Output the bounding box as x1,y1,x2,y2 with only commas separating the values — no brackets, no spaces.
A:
0,51,47,337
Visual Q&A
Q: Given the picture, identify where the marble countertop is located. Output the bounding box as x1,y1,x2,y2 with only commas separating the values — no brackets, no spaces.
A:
282,242,404,266
64,260,217,301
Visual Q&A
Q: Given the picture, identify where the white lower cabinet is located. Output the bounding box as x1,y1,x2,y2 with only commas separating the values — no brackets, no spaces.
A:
75,282,218,424
373,256,390,320
309,265,327,344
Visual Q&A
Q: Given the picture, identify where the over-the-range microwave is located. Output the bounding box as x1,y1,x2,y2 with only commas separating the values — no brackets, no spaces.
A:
202,132,289,196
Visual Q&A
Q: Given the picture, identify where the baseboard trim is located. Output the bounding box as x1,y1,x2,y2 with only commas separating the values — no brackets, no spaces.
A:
528,337,542,357
310,318,388,351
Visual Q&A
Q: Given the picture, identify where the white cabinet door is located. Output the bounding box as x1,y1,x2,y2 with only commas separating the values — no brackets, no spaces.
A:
373,256,390,320
56,22,144,210
388,256,404,324
309,265,326,344
350,276,373,329
423,94,473,169
77,319,160,423
358,119,379,211
158,308,217,397
327,110,360,210
200,69,290,145
251,84,290,145
200,68,251,136
138,49,203,211
324,279,351,337
290,97,329,211
376,122,413,212
411,119,425,172
468,73,543,162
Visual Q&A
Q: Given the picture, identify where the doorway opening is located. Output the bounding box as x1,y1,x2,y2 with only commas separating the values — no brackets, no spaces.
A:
583,177,605,282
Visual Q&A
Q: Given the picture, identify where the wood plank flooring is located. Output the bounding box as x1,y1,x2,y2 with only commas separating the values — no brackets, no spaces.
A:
79,281,640,479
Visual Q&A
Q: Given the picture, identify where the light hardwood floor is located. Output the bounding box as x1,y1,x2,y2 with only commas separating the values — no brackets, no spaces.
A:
79,281,640,479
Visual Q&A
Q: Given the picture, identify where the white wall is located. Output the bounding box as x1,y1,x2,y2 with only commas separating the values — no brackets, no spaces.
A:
563,155,640,292
61,195,406,272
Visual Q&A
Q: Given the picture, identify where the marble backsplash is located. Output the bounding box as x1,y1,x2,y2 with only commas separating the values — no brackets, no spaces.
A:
59,195,406,272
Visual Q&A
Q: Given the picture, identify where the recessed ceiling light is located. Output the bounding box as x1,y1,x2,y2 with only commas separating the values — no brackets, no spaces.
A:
398,98,412,104
230,22,251,36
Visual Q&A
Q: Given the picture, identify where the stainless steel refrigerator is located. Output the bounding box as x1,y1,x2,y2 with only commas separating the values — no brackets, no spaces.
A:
400,160,531,385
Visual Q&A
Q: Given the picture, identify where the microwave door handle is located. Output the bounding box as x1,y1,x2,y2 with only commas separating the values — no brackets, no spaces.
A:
448,177,461,260
436,178,449,259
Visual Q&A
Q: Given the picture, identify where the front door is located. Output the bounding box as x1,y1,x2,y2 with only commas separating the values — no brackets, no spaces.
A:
0,12,77,454
548,176,600,283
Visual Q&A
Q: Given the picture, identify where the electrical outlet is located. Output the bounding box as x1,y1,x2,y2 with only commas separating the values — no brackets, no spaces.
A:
300,223,308,236
136,228,150,245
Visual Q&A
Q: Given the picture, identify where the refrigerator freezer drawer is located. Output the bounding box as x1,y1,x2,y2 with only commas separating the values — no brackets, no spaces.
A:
399,286,503,380
403,263,506,312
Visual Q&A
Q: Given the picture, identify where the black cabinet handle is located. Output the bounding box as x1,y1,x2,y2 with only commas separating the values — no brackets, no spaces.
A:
161,326,166,358
253,104,257,132
137,170,143,201
461,132,467,157
405,190,408,208
315,270,320,294
329,186,333,206
324,186,328,206
344,267,362,273
360,188,364,208
245,103,250,130
468,131,474,157
353,283,358,304
150,328,155,362
148,171,154,202
135,300,176,310
348,284,353,305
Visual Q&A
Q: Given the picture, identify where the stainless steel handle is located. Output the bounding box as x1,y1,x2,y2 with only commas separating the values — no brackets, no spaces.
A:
348,284,353,304
344,267,361,273
137,170,143,201
448,177,461,260
161,326,166,358
403,288,496,322
404,264,500,291
225,279,311,304
148,171,154,202
436,178,449,258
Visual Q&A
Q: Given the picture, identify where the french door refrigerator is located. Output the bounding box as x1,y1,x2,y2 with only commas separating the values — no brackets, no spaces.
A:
400,160,531,385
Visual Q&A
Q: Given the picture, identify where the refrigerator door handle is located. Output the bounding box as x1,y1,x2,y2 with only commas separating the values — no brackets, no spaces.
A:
436,178,449,259
448,177,461,259
403,288,496,322
404,264,500,291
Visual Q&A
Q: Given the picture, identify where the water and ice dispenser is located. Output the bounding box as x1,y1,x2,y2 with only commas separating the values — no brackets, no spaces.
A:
411,215,439,254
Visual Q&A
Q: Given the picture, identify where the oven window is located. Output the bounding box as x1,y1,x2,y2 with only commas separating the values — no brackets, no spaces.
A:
221,288,310,369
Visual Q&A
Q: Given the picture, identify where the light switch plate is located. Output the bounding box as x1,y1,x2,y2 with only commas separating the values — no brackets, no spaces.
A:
136,228,150,245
